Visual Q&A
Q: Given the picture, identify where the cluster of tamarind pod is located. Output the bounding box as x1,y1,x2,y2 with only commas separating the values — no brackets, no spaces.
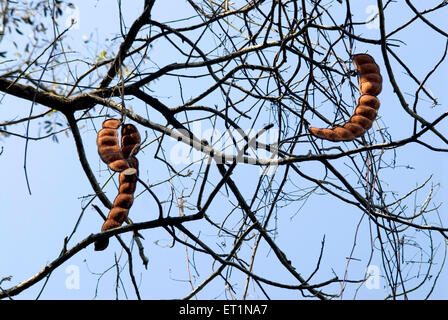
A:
95,118,141,251
309,53,382,141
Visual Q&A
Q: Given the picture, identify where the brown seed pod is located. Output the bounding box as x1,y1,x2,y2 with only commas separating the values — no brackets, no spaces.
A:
353,54,375,65
309,53,382,142
358,95,380,110
121,124,141,160
356,63,380,75
332,127,355,141
94,119,141,251
343,122,365,137
350,114,373,130
308,128,340,141
97,119,129,172
359,73,382,96
354,105,378,120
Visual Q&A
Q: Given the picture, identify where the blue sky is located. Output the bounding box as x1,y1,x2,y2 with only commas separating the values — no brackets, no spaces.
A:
0,1,447,300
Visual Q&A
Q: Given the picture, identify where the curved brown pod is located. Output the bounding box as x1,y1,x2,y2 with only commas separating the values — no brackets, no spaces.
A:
97,119,129,172
94,119,141,251
121,124,141,160
94,168,139,251
309,53,382,142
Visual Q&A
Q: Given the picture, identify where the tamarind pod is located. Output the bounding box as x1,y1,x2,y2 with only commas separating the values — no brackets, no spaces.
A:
354,105,378,120
309,54,382,142
332,127,355,141
94,219,121,251
356,63,380,75
94,204,132,251
359,73,382,86
97,132,118,146
358,95,380,110
118,175,138,188
353,54,375,65
94,239,109,251
95,119,141,251
121,124,141,160
96,129,120,158
102,118,121,129
112,193,134,209
119,161,139,183
97,120,130,172
121,124,140,145
119,183,137,195
343,122,366,137
96,146,130,171
309,127,340,141
354,54,382,95
101,219,121,231
94,199,133,251
118,160,139,194
94,206,129,250
359,73,382,96
94,159,139,251
118,173,138,194
350,115,373,130
106,207,130,225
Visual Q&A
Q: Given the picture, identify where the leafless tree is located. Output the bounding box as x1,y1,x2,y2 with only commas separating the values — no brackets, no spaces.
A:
1,0,447,300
